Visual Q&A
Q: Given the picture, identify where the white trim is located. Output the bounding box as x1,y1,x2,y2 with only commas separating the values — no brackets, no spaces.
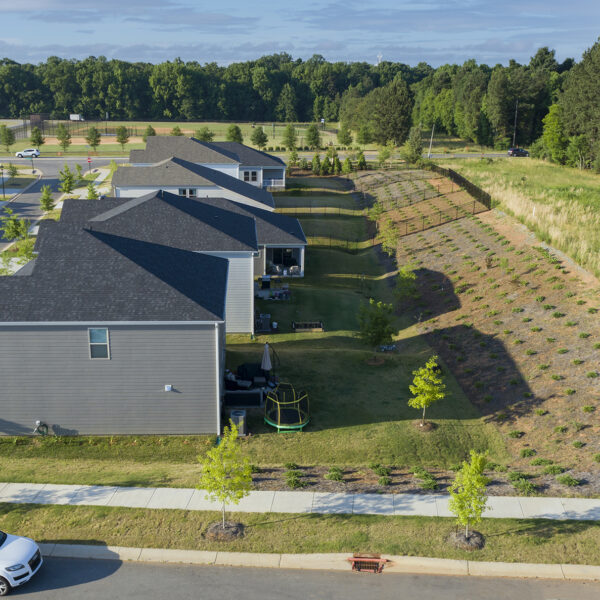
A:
0,320,224,327
261,243,307,248
214,322,221,435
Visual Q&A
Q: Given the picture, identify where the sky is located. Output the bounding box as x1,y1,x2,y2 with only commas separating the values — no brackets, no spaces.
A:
0,0,599,66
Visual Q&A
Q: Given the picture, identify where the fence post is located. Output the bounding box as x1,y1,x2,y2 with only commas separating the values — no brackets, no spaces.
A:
472,200,475,214
422,215,425,231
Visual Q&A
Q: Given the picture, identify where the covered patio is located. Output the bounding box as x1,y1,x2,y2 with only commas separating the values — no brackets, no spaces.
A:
263,245,305,277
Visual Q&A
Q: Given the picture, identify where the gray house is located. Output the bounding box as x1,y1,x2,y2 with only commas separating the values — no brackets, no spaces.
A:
129,137,286,189
112,157,275,210
0,225,229,436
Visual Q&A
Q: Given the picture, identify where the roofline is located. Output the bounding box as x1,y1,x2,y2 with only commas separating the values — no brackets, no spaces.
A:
0,320,225,326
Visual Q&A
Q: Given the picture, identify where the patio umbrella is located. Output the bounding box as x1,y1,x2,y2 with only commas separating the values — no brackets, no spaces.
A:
261,342,272,372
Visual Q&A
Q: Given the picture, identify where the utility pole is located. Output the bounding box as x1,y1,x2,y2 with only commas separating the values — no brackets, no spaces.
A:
428,123,436,159
512,99,519,148
0,164,4,199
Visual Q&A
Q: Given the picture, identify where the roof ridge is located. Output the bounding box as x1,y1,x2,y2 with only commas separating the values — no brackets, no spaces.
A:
88,191,162,222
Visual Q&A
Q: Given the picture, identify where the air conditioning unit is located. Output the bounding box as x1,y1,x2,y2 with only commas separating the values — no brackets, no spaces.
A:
229,409,247,436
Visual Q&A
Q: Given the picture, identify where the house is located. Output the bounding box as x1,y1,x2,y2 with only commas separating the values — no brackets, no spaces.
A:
0,224,229,436
129,136,286,189
58,191,259,334
112,157,275,210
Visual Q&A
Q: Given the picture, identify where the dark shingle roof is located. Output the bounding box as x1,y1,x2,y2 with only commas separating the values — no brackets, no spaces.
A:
0,224,228,322
212,142,286,168
199,198,306,246
59,191,258,252
113,157,275,209
129,136,285,169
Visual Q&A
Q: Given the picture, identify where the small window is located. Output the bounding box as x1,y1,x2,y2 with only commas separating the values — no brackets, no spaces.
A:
178,188,186,196
188,188,197,197
251,171,258,182
243,171,250,182
89,328,110,359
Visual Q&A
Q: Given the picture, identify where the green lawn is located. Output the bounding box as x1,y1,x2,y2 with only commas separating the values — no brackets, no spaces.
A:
441,158,600,277
1,504,599,564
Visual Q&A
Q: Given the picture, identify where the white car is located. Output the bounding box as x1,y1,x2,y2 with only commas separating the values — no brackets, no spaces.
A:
15,148,40,158
0,531,42,595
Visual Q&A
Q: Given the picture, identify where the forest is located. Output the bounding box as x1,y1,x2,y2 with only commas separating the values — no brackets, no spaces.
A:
0,39,599,163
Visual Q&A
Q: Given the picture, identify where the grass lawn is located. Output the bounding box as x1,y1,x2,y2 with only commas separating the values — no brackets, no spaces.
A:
440,158,600,277
1,503,599,564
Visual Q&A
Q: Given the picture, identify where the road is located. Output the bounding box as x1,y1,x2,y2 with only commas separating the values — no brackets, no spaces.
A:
7,157,127,178
11,558,600,599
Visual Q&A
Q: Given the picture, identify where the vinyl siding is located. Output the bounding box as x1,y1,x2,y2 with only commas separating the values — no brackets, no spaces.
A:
201,253,253,333
0,324,221,435
254,246,266,277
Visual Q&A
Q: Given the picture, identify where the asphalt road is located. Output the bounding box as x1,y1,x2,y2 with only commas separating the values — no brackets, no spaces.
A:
6,157,127,178
10,558,600,599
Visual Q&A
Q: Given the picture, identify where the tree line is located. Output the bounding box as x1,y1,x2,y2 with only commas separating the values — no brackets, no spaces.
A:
1,42,599,165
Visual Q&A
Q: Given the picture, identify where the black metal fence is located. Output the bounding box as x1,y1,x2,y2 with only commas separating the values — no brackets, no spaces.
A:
427,164,493,210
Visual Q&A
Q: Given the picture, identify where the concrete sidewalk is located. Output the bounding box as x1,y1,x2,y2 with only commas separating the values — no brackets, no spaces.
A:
36,542,600,581
1,482,600,520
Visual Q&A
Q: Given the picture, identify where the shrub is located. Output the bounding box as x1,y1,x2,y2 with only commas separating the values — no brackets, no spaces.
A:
556,474,580,487
552,312,565,318
508,471,532,482
284,462,299,470
372,464,391,477
587,371,598,378
535,409,547,416
572,359,584,365
538,364,550,370
579,333,591,339
551,374,564,381
530,327,542,332
512,478,538,496
572,441,585,448
520,448,536,457
285,470,307,489
554,425,567,433
378,475,392,486
594,454,600,463
543,465,565,475
525,349,537,356
508,430,524,438
582,405,595,413
557,348,568,354
565,389,576,396
324,467,344,482
530,458,553,466
546,337,556,343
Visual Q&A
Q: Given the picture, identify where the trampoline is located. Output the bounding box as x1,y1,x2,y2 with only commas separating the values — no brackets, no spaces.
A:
264,383,310,432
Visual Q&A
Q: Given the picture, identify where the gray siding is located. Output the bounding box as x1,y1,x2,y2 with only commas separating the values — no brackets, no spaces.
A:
0,324,220,435
253,246,266,277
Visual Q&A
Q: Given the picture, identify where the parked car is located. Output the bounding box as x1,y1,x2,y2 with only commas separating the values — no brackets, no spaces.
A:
0,531,43,596
15,149,40,158
507,147,529,157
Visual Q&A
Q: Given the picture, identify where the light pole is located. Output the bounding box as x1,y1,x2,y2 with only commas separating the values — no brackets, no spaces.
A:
0,163,4,199
30,156,34,174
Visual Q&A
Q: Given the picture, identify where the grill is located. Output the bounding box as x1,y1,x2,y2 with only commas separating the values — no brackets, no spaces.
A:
28,550,41,572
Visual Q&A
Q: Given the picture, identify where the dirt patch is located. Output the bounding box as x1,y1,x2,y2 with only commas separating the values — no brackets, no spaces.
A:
449,530,485,550
412,420,436,432
205,521,244,541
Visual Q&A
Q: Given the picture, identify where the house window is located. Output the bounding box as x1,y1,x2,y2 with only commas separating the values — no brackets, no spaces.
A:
188,188,197,197
251,171,257,182
178,188,197,198
89,328,110,359
243,171,250,182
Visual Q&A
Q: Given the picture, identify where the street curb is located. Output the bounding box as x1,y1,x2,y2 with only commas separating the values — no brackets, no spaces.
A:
37,543,600,581
6,173,43,203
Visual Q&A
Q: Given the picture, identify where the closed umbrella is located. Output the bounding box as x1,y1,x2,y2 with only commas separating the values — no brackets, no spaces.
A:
261,342,272,372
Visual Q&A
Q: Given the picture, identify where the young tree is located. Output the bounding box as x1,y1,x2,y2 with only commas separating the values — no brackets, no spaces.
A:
85,126,102,152
30,126,45,148
282,123,297,150
320,156,332,176
566,135,590,170
401,126,423,164
358,298,394,349
337,122,353,146
0,125,16,153
311,153,321,174
448,450,489,541
7,164,18,178
0,207,30,241
541,104,567,164
299,157,309,170
356,124,372,145
226,124,244,143
86,181,99,199
75,163,83,182
56,123,71,153
39,185,55,212
198,421,252,529
142,125,156,142
116,126,130,151
356,151,367,170
288,150,299,167
170,125,184,136
408,355,446,426
341,157,353,174
250,127,268,150
306,124,321,149
333,155,342,175
195,127,214,142
58,164,75,194
377,144,393,167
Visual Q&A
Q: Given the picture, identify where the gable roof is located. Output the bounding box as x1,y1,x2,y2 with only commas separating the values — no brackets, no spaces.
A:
0,224,229,322
129,136,239,165
211,142,286,168
59,191,258,253
199,198,307,246
129,136,285,169
113,156,275,209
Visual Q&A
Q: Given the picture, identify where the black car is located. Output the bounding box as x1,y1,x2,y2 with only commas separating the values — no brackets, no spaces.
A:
507,147,529,157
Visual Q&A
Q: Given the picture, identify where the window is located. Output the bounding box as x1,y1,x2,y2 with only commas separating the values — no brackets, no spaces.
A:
178,188,186,196
178,188,197,198
188,188,197,197
243,171,250,182
251,171,257,182
89,328,110,359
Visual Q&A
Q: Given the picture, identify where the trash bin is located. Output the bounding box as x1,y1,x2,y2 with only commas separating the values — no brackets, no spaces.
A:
229,409,247,436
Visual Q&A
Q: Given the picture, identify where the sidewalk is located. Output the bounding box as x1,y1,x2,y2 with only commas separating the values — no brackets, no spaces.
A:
1,482,600,520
